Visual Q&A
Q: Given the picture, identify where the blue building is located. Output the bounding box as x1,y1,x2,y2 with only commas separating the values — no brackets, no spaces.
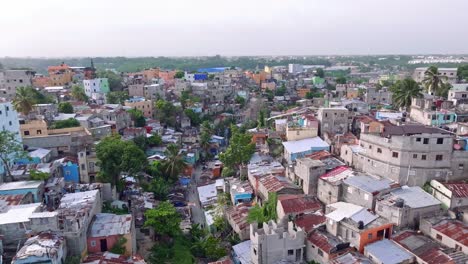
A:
62,161,80,183
197,67,227,73
282,137,330,162
194,73,208,80
0,181,44,202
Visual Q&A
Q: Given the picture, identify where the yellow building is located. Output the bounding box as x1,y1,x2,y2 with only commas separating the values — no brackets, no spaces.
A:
124,97,154,118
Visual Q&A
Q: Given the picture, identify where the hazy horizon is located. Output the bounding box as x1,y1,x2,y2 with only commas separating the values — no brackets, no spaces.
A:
2,0,468,57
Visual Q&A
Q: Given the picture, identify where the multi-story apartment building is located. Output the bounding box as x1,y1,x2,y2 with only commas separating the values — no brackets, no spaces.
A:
83,78,110,104
410,97,457,126
0,99,21,179
250,221,306,264
78,148,100,183
0,70,34,99
124,97,153,118
288,64,303,74
365,87,392,105
143,83,165,100
317,108,349,136
353,125,456,186
413,67,458,83
48,64,73,86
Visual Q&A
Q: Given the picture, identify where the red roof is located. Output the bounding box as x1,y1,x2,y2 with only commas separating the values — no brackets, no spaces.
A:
307,230,334,253
278,195,322,214
392,231,453,264
433,219,468,246
320,166,351,179
295,213,326,233
0,194,27,206
306,150,332,160
259,175,299,193
442,182,468,198
226,203,250,229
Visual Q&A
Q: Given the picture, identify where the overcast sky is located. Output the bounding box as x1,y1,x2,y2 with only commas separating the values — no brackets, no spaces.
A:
1,0,467,57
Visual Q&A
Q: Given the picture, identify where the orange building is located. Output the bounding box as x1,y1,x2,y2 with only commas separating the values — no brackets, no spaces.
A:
32,75,51,88
246,71,271,85
297,87,310,98
356,222,393,252
141,68,160,82
48,63,73,86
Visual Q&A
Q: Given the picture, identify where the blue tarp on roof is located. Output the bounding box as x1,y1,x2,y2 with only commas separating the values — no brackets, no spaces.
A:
197,67,227,73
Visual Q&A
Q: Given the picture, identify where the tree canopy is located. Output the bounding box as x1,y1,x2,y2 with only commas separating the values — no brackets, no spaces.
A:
96,135,147,188
128,108,146,127
144,201,182,237
70,85,88,102
50,118,80,129
155,100,181,128
0,131,26,179
58,102,74,113
422,66,447,96
106,91,129,104
458,65,468,82
390,78,423,110
219,125,255,175
97,70,123,91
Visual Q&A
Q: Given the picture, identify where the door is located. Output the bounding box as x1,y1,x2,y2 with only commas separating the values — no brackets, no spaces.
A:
100,239,108,252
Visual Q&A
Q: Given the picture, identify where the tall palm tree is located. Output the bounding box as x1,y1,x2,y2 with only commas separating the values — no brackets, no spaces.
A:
422,66,448,96
390,78,423,110
163,144,187,180
12,87,34,116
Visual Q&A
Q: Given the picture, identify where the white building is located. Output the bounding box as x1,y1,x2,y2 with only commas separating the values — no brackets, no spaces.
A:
288,64,304,74
413,67,458,83
83,78,110,104
0,99,21,178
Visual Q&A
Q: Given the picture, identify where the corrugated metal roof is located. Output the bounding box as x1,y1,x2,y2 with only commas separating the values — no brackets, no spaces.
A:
442,182,468,198
344,175,393,194
432,219,468,247
389,186,441,208
89,213,132,237
278,195,322,214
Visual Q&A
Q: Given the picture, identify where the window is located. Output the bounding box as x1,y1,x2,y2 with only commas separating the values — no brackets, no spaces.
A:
416,137,421,142
81,164,86,170
36,130,42,135
422,155,427,160
459,164,464,170
413,154,418,159
436,155,443,161
65,171,71,175
288,249,294,256
437,138,444,144
368,233,373,239
377,148,382,153
8,121,12,126
5,106,9,111
253,248,257,255
392,152,399,158
317,249,323,257
423,138,429,144
91,240,96,247
24,130,30,136
436,234,442,241
368,145,372,149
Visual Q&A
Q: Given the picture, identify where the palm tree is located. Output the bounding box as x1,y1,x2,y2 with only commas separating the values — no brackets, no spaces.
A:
163,144,187,180
390,78,423,110
422,66,448,96
12,87,34,116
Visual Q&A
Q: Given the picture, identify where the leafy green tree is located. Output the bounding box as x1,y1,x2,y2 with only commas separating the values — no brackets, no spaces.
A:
12,87,35,115
457,65,468,82
247,192,277,226
423,66,447,96
71,85,88,102
258,109,266,128
29,169,50,181
58,102,74,113
155,100,181,128
219,125,255,176
0,131,26,179
390,78,423,110
106,91,129,104
275,84,287,96
96,135,147,188
315,68,325,78
162,144,187,180
184,109,201,126
202,236,227,260
336,76,347,84
148,176,171,200
144,201,182,237
109,236,127,254
98,70,123,91
50,118,80,129
235,96,246,107
133,136,147,151
147,134,162,146
174,71,185,79
128,108,146,127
